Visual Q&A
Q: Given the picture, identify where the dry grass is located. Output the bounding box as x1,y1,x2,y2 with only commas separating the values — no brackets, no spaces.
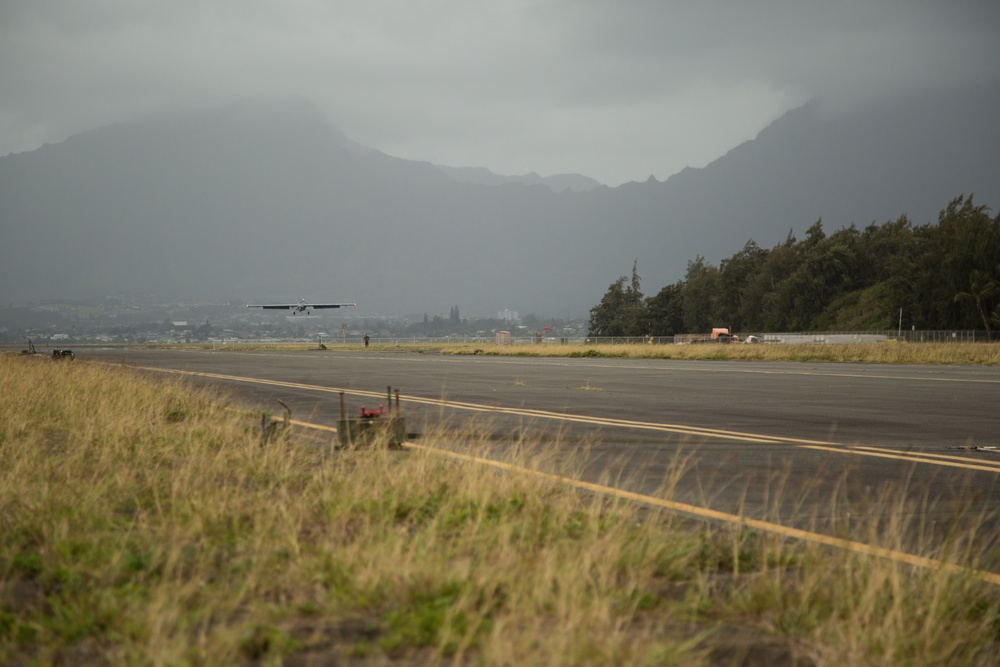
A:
2,355,1000,665
128,340,1000,365
438,341,1000,365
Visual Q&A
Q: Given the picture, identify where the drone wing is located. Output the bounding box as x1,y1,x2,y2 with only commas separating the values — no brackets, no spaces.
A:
309,303,357,309
246,304,297,310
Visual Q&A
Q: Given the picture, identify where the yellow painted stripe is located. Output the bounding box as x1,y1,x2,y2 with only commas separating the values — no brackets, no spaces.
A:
140,365,999,473
136,364,1000,587
803,445,1000,474
280,416,1000,587
288,418,338,433
430,355,1000,385
849,444,1000,469
401,441,1000,587
138,366,817,445
679,368,1000,385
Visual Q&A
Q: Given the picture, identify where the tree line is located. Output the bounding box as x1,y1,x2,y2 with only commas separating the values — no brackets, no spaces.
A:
589,195,1000,337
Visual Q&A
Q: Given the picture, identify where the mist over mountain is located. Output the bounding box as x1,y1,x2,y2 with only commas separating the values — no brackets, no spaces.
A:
2,84,998,318
434,166,601,193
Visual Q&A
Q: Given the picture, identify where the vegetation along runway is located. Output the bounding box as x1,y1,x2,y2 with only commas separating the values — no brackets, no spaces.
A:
90,346,1000,580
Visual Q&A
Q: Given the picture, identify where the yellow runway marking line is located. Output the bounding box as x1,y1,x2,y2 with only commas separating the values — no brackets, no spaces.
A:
140,366,823,446
254,410,1000,588
440,356,1000,385
676,368,1000,385
803,444,1000,473
138,364,1000,586
403,441,1000,587
288,418,337,433
226,407,339,433
138,366,999,472
849,444,1000,469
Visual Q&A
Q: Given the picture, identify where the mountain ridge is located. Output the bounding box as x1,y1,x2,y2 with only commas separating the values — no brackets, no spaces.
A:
2,83,998,317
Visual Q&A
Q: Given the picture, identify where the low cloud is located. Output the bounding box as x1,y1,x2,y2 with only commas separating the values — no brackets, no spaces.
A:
1,1,998,185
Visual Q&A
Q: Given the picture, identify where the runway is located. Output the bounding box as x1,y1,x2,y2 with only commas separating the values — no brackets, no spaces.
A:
87,347,1000,575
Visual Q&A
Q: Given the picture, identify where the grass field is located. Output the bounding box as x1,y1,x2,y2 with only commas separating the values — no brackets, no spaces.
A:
437,341,1000,365
137,340,1000,366
3,353,1000,665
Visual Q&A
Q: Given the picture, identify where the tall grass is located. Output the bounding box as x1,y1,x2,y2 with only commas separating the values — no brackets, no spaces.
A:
131,340,1000,365
439,341,1000,365
2,355,999,665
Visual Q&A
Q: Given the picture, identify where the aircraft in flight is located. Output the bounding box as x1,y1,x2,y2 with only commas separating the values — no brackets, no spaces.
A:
246,299,357,315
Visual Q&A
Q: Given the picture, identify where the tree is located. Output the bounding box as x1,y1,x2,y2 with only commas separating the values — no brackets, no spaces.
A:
784,224,862,330
930,195,1000,328
645,282,685,336
588,195,1000,335
856,215,918,327
195,318,212,341
624,260,645,333
588,276,629,336
718,240,768,331
954,269,998,337
588,261,646,336
681,256,721,333
990,303,1000,332
740,231,798,331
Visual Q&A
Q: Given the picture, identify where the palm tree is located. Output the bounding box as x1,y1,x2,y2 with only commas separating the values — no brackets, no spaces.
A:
989,304,1000,333
954,269,997,337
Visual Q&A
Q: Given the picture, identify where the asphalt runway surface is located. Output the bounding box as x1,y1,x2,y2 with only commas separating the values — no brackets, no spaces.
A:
85,347,1000,568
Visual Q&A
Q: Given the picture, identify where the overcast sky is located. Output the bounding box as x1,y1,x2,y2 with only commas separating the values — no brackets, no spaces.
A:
2,1,998,186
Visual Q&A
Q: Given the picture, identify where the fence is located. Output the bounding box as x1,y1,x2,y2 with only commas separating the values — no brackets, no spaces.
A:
353,331,988,345
190,330,990,347
575,330,988,345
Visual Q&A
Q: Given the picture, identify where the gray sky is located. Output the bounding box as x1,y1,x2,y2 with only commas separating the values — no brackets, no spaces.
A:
2,1,998,186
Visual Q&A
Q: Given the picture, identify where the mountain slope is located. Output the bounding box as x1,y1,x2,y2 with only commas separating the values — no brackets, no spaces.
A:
434,165,601,193
1,84,998,317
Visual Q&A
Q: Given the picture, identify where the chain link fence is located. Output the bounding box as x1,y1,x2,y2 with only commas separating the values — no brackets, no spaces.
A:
185,330,991,346
353,331,988,345
517,330,989,346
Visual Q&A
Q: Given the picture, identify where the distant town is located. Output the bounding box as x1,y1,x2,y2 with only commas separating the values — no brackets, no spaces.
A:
0,296,587,346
